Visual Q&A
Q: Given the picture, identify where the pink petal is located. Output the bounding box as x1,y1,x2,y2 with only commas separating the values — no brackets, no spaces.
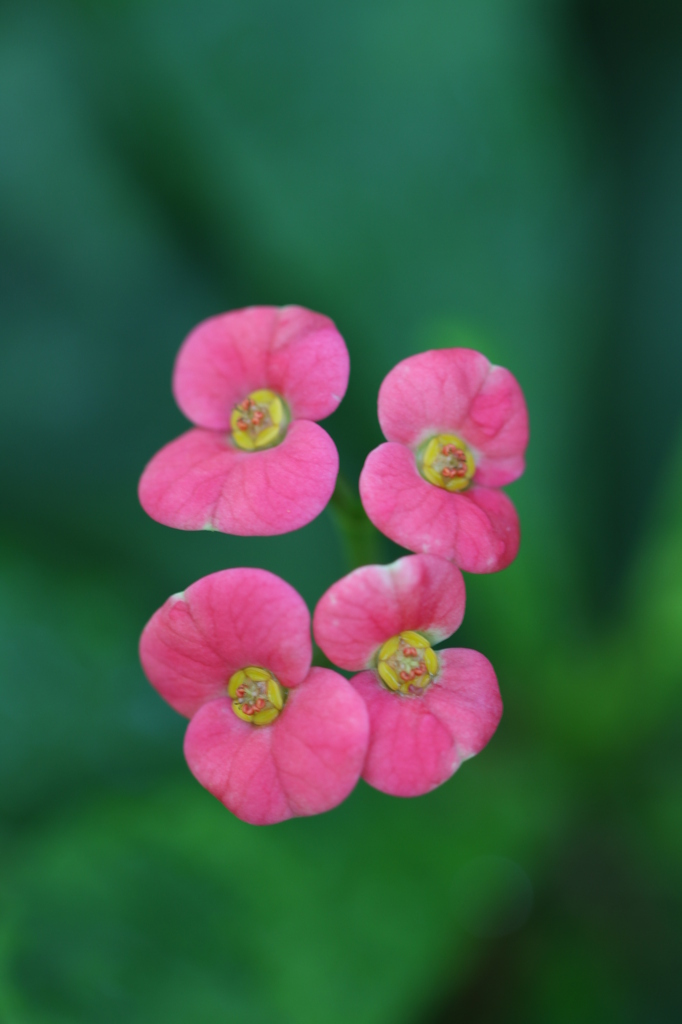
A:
359,442,520,573
183,668,369,825
268,308,350,422
184,699,290,825
138,420,339,536
139,568,312,717
423,648,502,760
351,649,501,797
173,305,349,429
474,452,527,489
270,667,369,816
313,554,465,671
377,349,528,481
350,671,454,797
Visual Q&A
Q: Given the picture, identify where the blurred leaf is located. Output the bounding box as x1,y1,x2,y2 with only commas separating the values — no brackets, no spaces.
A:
629,434,682,681
0,535,183,815
3,749,561,1024
1,0,681,1020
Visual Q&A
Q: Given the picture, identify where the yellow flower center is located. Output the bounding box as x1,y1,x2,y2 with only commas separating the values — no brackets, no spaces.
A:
418,433,475,492
230,389,288,451
228,666,286,725
376,631,439,696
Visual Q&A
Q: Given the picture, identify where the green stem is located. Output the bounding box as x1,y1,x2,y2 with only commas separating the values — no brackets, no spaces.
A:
328,473,383,570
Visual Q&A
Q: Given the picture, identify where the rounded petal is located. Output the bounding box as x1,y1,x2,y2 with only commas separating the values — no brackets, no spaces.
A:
138,420,339,536
139,568,312,717
352,649,501,797
267,308,350,422
183,698,290,825
270,667,369,817
377,349,528,481
424,648,502,758
313,554,465,671
350,671,454,797
173,305,350,429
473,452,527,489
360,443,520,573
183,668,369,825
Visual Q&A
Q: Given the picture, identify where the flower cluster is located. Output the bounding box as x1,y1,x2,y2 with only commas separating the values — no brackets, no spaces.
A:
139,306,528,824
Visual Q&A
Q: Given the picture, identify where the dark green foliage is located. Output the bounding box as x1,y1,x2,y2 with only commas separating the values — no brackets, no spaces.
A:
1,0,681,1020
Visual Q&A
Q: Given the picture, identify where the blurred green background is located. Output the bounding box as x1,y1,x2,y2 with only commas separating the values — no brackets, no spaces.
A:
1,0,682,1020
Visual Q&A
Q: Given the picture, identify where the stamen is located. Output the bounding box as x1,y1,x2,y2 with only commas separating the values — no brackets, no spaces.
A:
376,631,439,696
228,666,286,725
418,433,475,492
230,389,289,451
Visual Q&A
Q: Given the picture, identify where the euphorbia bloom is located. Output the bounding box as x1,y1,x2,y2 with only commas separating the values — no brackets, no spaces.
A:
359,349,529,572
313,554,502,797
140,568,369,825
139,305,350,535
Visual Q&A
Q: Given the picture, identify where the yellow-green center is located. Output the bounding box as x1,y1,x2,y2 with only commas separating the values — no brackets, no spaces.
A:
376,631,439,695
418,433,475,492
228,666,286,725
230,389,288,451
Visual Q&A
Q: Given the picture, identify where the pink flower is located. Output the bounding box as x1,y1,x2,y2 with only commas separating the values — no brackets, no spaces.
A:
313,554,502,797
140,568,369,825
359,349,529,573
139,306,350,536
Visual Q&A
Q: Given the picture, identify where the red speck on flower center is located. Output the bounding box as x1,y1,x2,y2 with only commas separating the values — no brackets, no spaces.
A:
242,703,254,715
403,646,417,657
